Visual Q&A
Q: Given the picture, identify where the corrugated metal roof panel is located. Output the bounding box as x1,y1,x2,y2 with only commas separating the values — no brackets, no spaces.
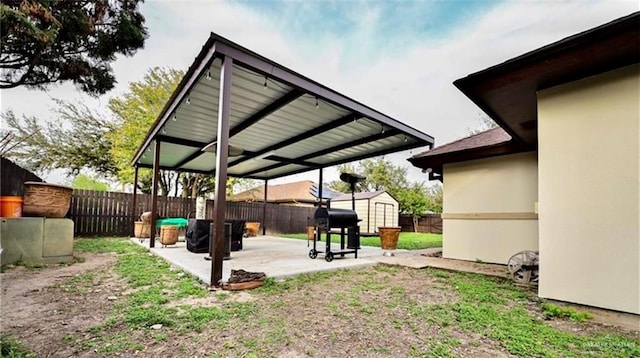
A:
248,163,310,179
132,32,434,180
181,151,217,172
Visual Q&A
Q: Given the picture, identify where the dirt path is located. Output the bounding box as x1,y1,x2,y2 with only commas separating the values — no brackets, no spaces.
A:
1,251,637,357
1,253,118,357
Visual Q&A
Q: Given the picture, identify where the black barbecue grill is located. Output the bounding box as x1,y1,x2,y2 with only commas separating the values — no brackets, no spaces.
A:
308,173,364,262
314,208,357,229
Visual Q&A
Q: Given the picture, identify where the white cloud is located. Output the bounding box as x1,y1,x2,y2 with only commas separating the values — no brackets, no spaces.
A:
1,0,637,185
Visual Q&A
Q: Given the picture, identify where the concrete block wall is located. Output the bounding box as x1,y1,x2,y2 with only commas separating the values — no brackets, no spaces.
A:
1,218,74,265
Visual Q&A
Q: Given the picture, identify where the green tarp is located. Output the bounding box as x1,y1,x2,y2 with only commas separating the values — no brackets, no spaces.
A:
156,218,189,228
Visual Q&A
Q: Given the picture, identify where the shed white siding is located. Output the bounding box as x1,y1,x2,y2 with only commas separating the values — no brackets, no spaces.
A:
331,191,398,234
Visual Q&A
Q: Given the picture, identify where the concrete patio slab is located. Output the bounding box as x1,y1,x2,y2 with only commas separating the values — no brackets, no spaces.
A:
132,235,389,285
369,248,510,278
131,235,510,285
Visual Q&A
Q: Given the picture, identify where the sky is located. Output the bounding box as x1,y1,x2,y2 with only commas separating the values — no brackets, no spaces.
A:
1,0,637,188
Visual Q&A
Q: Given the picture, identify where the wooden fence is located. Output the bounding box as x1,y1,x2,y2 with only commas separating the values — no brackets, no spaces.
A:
1,157,42,196
399,214,442,234
69,190,316,237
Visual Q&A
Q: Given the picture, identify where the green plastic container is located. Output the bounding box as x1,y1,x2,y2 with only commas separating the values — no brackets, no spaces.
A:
155,218,189,228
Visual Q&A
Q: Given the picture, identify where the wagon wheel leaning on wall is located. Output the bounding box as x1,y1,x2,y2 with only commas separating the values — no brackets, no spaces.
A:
507,250,539,286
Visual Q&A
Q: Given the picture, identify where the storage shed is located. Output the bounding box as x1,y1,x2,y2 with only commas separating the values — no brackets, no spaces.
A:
331,191,398,234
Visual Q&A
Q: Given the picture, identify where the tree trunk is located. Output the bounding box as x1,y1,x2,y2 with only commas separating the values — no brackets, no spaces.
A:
191,178,198,198
180,175,190,198
173,173,181,197
412,216,419,233
158,170,169,196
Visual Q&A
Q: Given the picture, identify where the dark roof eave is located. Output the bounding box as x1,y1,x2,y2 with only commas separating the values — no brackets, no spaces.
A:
408,141,532,174
453,12,640,146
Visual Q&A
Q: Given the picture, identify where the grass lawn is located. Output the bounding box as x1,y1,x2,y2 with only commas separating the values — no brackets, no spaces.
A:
2,237,638,357
279,231,443,250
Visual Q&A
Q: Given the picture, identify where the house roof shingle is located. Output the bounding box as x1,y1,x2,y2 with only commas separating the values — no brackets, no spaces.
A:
412,127,511,158
228,180,338,204
408,127,528,175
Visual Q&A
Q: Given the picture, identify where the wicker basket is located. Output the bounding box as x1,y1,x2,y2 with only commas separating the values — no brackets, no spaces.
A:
246,222,260,236
159,226,178,246
134,221,151,238
22,182,73,218
140,211,152,223
307,226,315,240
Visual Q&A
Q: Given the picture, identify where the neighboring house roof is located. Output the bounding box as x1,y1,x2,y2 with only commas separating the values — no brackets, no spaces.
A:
309,183,342,200
332,190,390,202
409,12,639,175
228,180,339,204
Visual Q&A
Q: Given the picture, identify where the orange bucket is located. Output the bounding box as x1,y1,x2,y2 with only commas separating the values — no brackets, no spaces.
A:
0,196,23,217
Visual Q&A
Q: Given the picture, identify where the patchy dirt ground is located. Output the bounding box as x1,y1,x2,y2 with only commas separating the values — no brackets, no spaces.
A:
1,252,638,357
1,253,119,357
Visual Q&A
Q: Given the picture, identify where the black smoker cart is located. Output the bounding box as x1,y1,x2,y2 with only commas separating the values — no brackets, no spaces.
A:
308,172,365,262
309,208,360,262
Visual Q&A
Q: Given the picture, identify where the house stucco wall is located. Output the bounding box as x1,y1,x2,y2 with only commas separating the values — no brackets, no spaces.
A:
537,64,639,315
442,152,538,264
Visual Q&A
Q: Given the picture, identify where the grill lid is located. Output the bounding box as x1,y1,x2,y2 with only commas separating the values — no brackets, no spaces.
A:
314,208,359,228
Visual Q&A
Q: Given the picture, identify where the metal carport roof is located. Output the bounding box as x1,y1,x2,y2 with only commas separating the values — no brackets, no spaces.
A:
131,32,434,287
131,32,434,180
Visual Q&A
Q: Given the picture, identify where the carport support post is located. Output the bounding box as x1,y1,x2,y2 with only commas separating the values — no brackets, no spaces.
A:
315,168,323,242
150,141,161,248
132,166,139,236
262,179,268,235
318,168,323,208
211,55,233,287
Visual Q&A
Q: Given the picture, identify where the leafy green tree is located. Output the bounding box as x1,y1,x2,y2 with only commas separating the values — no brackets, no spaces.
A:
2,99,117,175
329,158,408,194
230,178,258,195
0,0,147,95
3,67,183,195
107,67,183,190
396,183,429,232
107,67,230,197
67,173,109,191
4,66,254,197
467,113,498,135
329,157,431,222
424,184,443,214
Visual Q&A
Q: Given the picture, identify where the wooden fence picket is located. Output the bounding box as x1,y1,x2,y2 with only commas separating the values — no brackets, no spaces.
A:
67,190,317,237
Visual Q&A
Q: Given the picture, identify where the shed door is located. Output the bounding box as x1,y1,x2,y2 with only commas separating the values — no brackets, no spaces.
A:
373,201,395,232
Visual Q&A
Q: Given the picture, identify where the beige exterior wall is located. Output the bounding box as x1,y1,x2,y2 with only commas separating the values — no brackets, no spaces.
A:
537,65,640,314
331,192,398,233
442,152,539,264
